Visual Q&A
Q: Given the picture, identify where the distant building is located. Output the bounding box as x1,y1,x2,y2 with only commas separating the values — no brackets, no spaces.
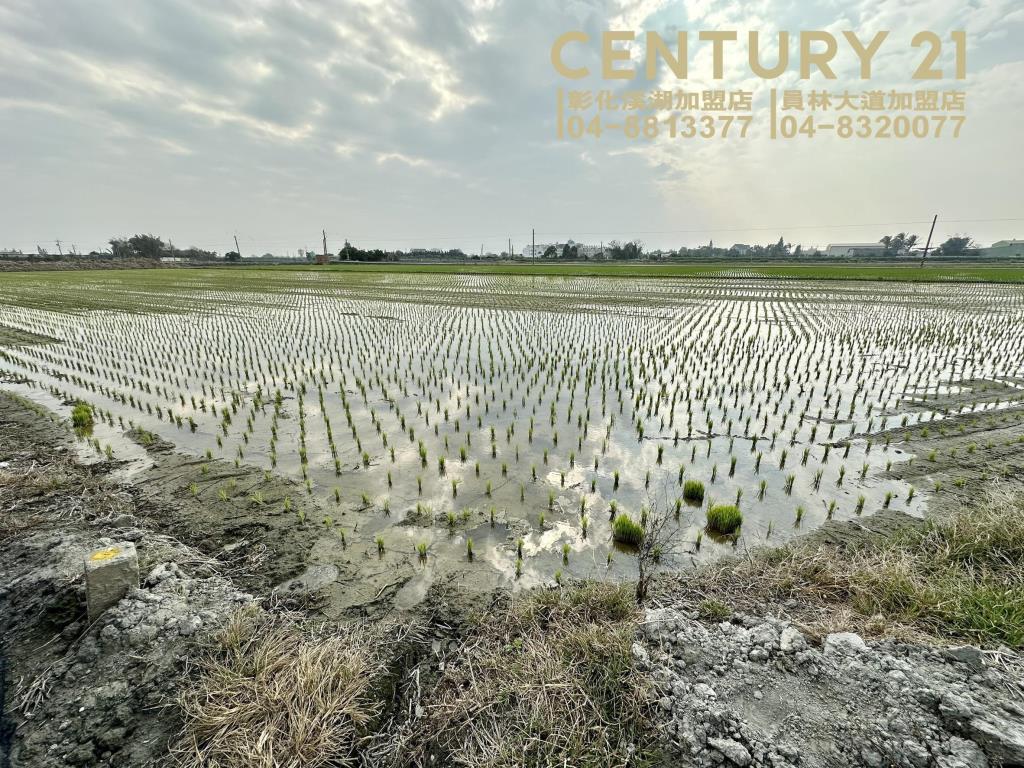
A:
571,241,605,259
730,244,752,255
980,239,1024,258
526,240,605,259
825,242,885,257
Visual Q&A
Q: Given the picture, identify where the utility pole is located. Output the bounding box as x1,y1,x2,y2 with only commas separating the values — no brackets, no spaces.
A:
532,228,535,260
234,234,241,257
322,229,329,264
919,214,938,268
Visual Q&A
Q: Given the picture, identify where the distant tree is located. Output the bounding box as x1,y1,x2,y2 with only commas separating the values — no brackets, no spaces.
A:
177,247,216,260
880,232,919,255
107,234,170,259
225,251,241,262
127,234,165,259
338,240,387,261
624,240,643,259
109,238,131,258
542,245,557,259
338,240,357,261
937,235,976,256
768,237,790,258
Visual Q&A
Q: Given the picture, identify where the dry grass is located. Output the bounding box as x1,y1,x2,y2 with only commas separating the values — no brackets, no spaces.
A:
172,607,405,768
671,482,1024,648
0,453,133,535
403,582,657,768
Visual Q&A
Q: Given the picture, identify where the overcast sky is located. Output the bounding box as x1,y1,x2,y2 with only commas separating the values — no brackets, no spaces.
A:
1,0,1022,256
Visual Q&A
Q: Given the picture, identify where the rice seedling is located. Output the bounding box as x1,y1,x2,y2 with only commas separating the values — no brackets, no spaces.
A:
683,479,705,504
71,401,93,431
4,267,1000,600
706,504,742,535
611,513,643,546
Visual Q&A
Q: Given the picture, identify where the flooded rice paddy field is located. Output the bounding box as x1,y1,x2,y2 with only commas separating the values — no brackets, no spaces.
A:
2,269,1023,607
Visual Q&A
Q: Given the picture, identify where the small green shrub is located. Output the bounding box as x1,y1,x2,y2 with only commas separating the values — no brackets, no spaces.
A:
697,598,731,621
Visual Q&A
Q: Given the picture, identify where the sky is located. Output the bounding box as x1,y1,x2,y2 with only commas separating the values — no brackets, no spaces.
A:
0,0,1022,257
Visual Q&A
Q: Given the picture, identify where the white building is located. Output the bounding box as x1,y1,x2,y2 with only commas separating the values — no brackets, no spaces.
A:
522,240,605,259
825,242,885,257
981,239,1024,258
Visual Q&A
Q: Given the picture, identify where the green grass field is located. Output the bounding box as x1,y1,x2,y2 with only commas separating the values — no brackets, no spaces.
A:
272,261,1024,282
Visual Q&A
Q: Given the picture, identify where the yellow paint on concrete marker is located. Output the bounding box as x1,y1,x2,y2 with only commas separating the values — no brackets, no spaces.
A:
90,546,121,562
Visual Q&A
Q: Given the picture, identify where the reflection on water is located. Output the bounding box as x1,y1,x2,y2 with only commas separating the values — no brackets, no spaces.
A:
3,274,1023,605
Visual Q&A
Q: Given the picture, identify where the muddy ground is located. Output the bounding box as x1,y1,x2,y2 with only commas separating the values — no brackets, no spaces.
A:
2,383,1023,766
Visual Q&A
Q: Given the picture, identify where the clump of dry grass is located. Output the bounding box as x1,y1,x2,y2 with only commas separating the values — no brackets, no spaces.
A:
677,482,1024,648
173,607,402,768
404,582,657,768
